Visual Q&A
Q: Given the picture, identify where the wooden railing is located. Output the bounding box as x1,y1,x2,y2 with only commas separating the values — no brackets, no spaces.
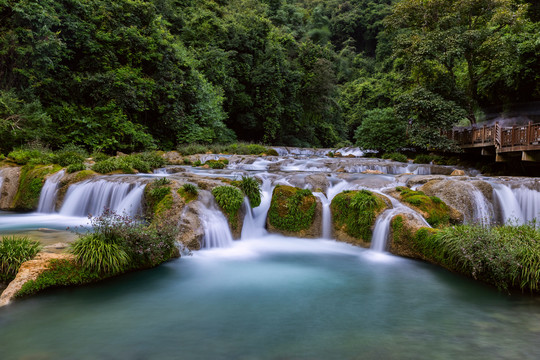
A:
446,122,540,151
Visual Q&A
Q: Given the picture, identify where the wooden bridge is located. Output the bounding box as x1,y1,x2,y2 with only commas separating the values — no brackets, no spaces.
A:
445,122,540,162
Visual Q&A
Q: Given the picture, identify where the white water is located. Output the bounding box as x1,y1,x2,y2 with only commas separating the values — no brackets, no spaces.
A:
492,183,525,225
371,196,430,253
470,187,494,225
200,191,234,248
37,170,65,213
513,186,540,224
59,179,145,217
313,193,331,239
241,178,273,240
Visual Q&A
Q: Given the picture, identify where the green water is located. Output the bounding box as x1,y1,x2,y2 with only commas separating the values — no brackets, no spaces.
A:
1,236,540,360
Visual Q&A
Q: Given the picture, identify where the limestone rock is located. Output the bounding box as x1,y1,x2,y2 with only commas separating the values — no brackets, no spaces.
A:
387,213,428,258
450,169,466,176
362,169,383,174
0,253,75,307
0,166,21,210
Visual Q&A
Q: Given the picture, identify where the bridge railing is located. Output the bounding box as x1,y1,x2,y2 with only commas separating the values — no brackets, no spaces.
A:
446,122,540,150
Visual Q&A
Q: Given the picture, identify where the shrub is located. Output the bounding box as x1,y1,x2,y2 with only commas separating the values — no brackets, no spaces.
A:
66,163,86,173
92,158,118,173
8,147,53,165
177,143,208,155
414,224,540,292
182,183,198,196
413,154,434,164
153,177,171,186
0,236,42,282
331,190,386,241
205,160,226,169
71,233,130,274
212,186,244,228
91,152,110,162
53,144,88,167
92,153,163,174
268,186,316,232
382,152,408,162
239,176,261,208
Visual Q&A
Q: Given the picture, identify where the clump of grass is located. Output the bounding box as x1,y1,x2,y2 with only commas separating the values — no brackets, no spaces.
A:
212,186,244,228
239,176,261,208
71,233,130,274
0,236,42,282
382,152,408,162
414,223,540,292
153,177,171,186
182,183,198,196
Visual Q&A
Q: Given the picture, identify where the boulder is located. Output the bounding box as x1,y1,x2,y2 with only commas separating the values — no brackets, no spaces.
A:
388,213,428,258
0,166,21,210
450,169,466,176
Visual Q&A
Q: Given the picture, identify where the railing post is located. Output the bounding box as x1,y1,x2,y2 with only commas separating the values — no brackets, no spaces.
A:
512,125,516,147
482,125,486,144
528,121,532,145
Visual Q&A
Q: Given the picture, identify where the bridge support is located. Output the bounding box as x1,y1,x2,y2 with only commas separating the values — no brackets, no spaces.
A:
496,153,509,162
481,148,494,156
522,151,540,162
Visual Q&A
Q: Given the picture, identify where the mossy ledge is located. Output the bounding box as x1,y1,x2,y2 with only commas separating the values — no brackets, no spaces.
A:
267,185,319,238
392,186,461,227
330,190,389,247
12,164,62,211
211,185,244,235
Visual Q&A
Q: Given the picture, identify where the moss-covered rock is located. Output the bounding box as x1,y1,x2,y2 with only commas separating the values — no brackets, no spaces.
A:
12,165,62,211
330,190,389,247
267,185,319,237
144,182,173,219
388,214,431,258
211,185,244,232
392,187,461,227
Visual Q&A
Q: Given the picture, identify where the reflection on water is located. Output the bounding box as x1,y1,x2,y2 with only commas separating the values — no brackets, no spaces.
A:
1,236,539,360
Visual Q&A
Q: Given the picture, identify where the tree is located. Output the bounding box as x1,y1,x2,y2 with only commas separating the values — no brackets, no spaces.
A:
354,107,406,152
386,0,529,123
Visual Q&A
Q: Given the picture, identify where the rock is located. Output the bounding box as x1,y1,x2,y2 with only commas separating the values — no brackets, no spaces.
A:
177,202,205,250
0,253,75,307
267,185,321,238
388,213,429,258
0,166,21,210
361,169,383,174
450,169,466,176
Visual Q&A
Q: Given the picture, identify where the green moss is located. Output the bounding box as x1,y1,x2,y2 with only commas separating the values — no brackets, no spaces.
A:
71,169,96,183
331,190,386,241
391,215,405,244
268,185,316,232
145,180,172,218
204,159,228,169
13,164,62,211
212,186,244,230
395,187,451,228
177,183,198,203
16,259,104,298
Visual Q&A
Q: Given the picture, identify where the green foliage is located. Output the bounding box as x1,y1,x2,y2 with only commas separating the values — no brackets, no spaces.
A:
182,183,198,196
413,154,434,164
382,152,408,163
414,223,540,292
145,179,172,218
153,178,171,187
396,187,451,227
92,152,164,174
212,186,244,229
16,259,102,298
53,144,87,167
13,165,61,211
354,108,406,153
331,190,386,241
177,142,273,156
0,236,41,282
205,160,227,169
268,186,316,232
70,233,130,275
239,176,262,208
66,163,86,173
7,146,54,165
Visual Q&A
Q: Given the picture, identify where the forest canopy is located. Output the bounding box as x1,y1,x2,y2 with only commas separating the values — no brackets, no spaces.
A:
1,0,538,153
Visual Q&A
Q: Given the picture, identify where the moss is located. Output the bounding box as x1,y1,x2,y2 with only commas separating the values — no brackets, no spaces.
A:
12,164,62,211
144,182,172,219
16,259,104,298
395,187,451,228
177,184,198,203
331,190,386,242
268,185,316,232
204,159,228,169
211,186,244,230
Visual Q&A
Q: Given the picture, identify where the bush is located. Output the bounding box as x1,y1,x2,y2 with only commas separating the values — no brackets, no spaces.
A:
153,177,171,186
239,176,261,208
205,160,227,169
66,163,86,173
0,236,41,282
212,186,244,228
53,144,88,167
92,152,164,174
413,154,434,164
382,152,408,162
7,147,54,165
71,233,130,274
414,224,540,292
177,143,208,155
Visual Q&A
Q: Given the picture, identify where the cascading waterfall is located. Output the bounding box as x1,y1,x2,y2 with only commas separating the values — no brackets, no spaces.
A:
313,192,331,239
199,191,234,248
492,183,525,225
37,170,65,213
513,186,540,224
241,177,273,239
371,195,430,252
470,187,494,225
59,179,145,217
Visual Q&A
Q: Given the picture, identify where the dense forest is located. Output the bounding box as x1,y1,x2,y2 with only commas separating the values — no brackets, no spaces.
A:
1,0,538,154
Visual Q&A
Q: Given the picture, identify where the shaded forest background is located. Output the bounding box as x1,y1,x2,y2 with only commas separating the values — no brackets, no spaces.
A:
1,0,539,154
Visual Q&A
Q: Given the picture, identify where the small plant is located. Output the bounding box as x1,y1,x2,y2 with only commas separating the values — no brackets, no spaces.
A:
182,183,198,196
71,233,130,274
53,144,88,167
205,160,226,169
66,162,86,173
0,236,42,282
382,152,408,162
153,177,171,186
239,176,261,207
413,154,434,164
183,157,192,165
212,186,244,228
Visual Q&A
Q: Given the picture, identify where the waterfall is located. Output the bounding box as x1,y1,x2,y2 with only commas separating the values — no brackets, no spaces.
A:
513,186,540,223
467,187,494,225
200,191,234,248
371,196,430,252
0,173,4,203
241,177,273,240
492,183,525,225
59,179,145,217
37,170,65,213
313,192,331,239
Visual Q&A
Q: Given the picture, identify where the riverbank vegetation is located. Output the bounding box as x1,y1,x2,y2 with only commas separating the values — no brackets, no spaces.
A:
1,0,537,154
0,236,41,283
